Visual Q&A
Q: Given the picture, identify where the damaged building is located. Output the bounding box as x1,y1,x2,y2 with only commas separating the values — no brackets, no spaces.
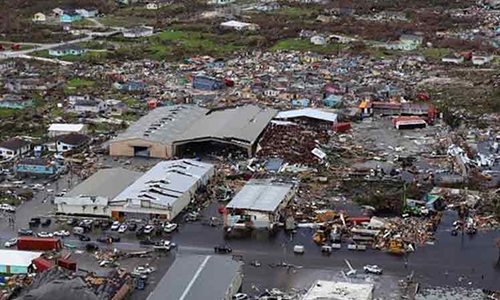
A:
109,159,214,221
225,179,296,234
109,105,277,159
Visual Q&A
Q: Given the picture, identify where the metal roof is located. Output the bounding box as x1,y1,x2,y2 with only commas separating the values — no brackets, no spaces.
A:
275,108,338,123
111,105,208,145
226,179,294,212
48,124,85,132
149,255,241,300
61,168,143,203
176,105,277,145
111,159,214,208
0,250,42,268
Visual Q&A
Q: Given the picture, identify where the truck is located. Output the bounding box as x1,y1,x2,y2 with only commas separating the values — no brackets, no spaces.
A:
17,237,62,251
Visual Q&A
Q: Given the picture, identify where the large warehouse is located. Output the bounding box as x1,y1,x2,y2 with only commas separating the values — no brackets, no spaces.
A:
109,105,277,159
109,159,214,221
54,168,143,216
149,255,243,300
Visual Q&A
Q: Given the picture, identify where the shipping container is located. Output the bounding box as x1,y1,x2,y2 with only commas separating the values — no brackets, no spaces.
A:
17,237,62,251
333,122,351,133
56,258,77,271
32,257,54,272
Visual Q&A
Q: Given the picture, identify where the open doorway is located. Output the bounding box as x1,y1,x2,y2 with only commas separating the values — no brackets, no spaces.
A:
134,146,150,157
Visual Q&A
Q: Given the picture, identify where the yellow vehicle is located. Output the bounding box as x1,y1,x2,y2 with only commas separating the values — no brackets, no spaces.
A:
387,239,405,255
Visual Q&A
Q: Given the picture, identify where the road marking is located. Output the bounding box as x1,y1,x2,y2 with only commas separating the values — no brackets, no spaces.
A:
178,255,210,300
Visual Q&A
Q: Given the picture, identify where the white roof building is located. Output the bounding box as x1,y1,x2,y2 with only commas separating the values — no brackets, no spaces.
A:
303,281,374,300
0,250,42,273
48,124,87,137
275,108,338,123
220,20,259,30
110,159,215,220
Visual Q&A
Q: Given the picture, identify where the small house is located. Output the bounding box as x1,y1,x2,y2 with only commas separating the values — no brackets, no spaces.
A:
110,102,129,116
15,158,64,176
0,139,31,160
60,11,83,23
192,76,225,90
49,45,86,56
74,99,108,113
75,8,98,18
472,53,493,65
55,133,90,153
399,34,424,47
442,54,464,65
123,26,154,38
0,94,34,109
32,13,47,22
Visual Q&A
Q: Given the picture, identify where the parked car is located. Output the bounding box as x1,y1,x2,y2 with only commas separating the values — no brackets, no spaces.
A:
136,278,147,290
143,225,155,234
118,225,128,233
37,231,53,238
153,240,172,251
128,223,137,231
214,245,232,254
79,235,91,242
66,218,77,226
97,236,120,243
18,228,33,236
41,219,51,226
363,265,383,275
4,238,17,247
163,223,178,233
53,230,70,237
101,221,113,230
111,221,121,231
29,218,41,226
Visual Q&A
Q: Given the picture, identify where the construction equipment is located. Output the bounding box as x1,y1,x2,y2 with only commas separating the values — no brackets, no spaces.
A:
313,230,326,244
387,239,405,255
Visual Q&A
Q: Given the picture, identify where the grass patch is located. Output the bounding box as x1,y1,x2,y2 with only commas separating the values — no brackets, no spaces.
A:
120,97,140,107
271,38,347,54
421,48,451,57
65,78,95,93
275,7,317,17
0,108,18,118
100,16,154,27
72,19,95,27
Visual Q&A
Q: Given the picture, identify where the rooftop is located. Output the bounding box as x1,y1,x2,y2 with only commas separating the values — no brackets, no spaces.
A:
0,249,42,268
0,139,31,150
149,255,242,300
111,159,214,208
302,280,374,300
61,168,143,203
275,108,338,123
49,124,85,132
111,105,208,145
176,105,277,146
226,179,294,212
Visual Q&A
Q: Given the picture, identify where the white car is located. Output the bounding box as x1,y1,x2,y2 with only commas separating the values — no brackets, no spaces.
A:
163,223,178,233
4,238,17,247
53,230,70,237
134,266,156,275
1,204,15,212
143,225,155,234
363,265,383,275
118,224,128,233
83,219,93,226
233,293,248,300
37,231,53,238
111,221,121,231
